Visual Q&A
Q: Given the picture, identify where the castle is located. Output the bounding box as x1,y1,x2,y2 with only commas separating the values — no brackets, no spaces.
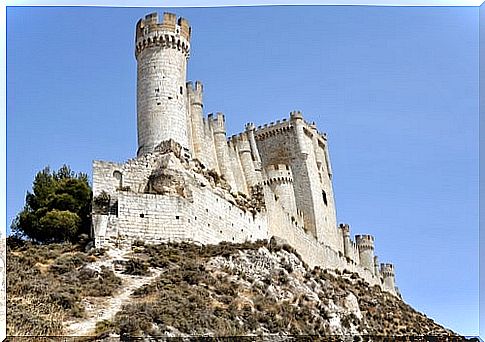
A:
91,12,399,296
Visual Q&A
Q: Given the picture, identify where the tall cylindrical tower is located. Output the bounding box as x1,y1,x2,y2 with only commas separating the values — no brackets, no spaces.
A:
210,112,236,188
235,133,258,187
380,263,396,291
135,12,191,157
356,234,375,273
339,223,352,259
187,81,204,161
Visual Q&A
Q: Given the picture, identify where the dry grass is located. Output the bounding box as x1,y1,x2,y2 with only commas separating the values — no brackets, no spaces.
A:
7,240,122,337
7,238,458,338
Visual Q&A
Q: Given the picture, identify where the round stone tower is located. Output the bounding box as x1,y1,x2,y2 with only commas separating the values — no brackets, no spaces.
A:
135,12,191,157
380,263,396,291
355,234,375,273
264,164,297,215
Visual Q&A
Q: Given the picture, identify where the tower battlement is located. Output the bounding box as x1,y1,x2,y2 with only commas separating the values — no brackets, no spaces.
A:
290,110,303,120
355,235,375,250
380,263,395,276
253,112,328,144
187,81,203,107
135,12,191,59
264,164,294,185
209,112,227,134
254,118,292,141
136,12,191,41
339,223,350,235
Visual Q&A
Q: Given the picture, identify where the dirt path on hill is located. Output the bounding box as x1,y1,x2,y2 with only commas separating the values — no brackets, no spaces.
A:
64,249,162,337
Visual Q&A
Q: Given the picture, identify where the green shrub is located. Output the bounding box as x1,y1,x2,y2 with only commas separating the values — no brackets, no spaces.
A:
11,165,92,244
123,258,151,276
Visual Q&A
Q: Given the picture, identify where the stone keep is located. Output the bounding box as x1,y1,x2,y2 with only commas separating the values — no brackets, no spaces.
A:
135,13,191,156
92,12,400,296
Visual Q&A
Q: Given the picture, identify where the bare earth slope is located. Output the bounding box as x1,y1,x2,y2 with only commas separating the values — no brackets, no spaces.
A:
7,239,459,339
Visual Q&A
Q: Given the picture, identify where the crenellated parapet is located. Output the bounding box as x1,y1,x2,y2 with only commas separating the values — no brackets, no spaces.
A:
252,112,328,149
264,164,294,185
254,118,292,141
380,263,395,277
229,132,250,150
355,234,375,250
135,12,191,59
187,81,203,107
339,223,350,235
209,112,227,135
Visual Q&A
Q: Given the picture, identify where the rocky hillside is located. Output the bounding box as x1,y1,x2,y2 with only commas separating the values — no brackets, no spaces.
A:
7,238,460,339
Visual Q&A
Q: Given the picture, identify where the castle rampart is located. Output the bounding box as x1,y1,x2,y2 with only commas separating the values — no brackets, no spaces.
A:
91,12,399,298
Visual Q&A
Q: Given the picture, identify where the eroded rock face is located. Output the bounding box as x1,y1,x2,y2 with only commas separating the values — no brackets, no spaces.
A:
153,139,184,160
145,168,187,197
204,246,455,336
145,154,189,197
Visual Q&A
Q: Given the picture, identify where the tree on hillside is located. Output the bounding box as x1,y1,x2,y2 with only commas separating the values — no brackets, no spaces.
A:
11,165,92,243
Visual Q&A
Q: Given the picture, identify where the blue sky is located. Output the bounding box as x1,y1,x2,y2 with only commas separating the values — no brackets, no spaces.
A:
6,5,479,335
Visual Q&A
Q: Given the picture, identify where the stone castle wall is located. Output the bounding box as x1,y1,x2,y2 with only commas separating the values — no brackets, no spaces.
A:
93,189,267,248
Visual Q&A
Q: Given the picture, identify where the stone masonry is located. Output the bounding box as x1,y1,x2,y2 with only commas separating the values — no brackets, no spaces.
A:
92,12,400,296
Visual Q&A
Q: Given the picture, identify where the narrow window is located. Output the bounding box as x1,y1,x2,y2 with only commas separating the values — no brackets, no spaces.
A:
110,201,118,217
113,171,123,189
322,190,328,206
140,213,145,218
180,86,183,94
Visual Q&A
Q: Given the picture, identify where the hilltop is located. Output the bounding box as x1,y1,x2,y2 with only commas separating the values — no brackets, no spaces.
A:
7,238,457,339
